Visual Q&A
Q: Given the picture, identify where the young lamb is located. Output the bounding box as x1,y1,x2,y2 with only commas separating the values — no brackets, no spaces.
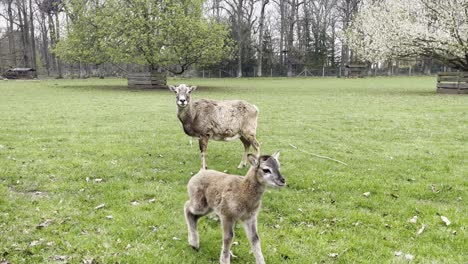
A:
169,84,260,169
184,152,285,264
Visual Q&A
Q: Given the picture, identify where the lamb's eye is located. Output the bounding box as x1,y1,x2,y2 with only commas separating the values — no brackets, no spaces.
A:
262,169,271,174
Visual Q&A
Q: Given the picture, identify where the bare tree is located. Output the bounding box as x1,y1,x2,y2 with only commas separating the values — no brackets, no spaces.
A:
222,0,257,77
256,0,269,77
29,0,37,72
337,0,360,77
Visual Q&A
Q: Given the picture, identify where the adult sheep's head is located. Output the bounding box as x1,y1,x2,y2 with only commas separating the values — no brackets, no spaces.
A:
169,84,197,108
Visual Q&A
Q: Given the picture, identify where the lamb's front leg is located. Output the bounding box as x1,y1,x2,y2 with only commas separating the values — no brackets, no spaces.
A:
243,217,265,264
220,216,235,264
198,137,209,169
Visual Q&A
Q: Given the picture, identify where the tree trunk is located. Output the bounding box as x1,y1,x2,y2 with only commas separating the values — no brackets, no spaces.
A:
17,1,31,67
279,0,285,66
7,0,16,68
423,57,432,75
29,0,37,74
40,10,50,76
55,12,63,78
286,0,296,77
48,13,57,74
256,0,269,77
387,60,393,76
236,0,243,78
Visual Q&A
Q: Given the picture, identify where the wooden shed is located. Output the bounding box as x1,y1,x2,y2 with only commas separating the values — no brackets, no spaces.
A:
4,68,36,79
437,72,468,94
127,71,166,89
346,64,367,78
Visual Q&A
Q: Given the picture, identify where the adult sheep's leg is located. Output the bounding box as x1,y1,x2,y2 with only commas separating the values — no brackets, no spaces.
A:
198,137,209,169
243,217,265,264
245,134,260,158
238,137,251,169
220,216,235,264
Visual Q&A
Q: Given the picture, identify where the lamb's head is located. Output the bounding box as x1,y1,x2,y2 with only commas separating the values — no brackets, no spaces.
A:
169,84,197,108
248,152,285,188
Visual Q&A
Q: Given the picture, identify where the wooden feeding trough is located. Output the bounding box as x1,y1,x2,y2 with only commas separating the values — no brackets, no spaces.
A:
437,72,468,94
345,64,367,78
127,71,166,89
4,68,37,79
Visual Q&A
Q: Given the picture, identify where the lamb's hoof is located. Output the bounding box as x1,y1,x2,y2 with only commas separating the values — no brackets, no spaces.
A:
190,245,199,251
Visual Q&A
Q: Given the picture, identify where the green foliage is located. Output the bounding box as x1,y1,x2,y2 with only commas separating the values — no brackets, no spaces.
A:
0,77,466,263
55,0,230,72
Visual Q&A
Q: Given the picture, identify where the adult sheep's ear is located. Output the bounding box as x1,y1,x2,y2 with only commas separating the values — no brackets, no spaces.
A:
188,86,197,93
169,85,178,93
247,154,258,167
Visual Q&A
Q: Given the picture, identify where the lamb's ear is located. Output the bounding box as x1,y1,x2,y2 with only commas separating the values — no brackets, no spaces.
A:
169,85,178,93
272,151,280,160
247,154,259,167
188,86,197,93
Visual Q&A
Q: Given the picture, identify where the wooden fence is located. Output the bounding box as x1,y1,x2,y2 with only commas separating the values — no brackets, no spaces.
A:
437,72,468,94
128,72,166,89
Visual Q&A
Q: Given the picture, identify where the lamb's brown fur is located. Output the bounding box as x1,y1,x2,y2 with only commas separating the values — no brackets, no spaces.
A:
169,84,260,169
184,152,285,264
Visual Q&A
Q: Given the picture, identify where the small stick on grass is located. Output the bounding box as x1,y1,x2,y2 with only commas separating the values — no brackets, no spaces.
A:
289,144,348,166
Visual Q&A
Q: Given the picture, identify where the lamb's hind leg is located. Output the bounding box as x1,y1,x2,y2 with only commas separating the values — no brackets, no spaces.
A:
238,137,251,169
184,200,210,250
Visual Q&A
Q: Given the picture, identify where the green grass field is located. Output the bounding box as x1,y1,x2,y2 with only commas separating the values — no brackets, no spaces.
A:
0,77,466,263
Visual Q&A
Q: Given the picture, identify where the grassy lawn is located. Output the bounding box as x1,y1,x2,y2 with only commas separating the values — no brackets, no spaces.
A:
0,77,466,263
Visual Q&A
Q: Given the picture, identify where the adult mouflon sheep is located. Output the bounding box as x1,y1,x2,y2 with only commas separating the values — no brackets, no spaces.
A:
169,84,260,169
184,152,285,264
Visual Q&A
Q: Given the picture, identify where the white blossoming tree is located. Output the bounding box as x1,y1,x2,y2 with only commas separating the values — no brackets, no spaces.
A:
345,0,468,71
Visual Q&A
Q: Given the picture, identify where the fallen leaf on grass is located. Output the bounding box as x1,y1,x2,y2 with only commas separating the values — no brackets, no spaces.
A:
94,204,106,210
329,253,339,258
46,241,55,247
94,178,103,183
394,251,403,257
105,215,113,220
30,240,42,246
172,237,180,241
148,198,156,203
416,224,426,236
52,255,68,261
37,219,53,229
130,201,140,206
431,184,439,193
441,216,451,226
82,258,95,264
404,254,414,261
409,216,418,224
363,192,371,197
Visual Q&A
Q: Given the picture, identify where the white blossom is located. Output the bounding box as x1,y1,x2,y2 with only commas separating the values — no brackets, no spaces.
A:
346,0,468,70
